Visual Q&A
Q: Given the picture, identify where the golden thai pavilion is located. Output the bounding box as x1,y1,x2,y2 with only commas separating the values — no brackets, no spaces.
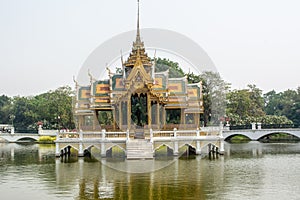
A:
74,1,204,135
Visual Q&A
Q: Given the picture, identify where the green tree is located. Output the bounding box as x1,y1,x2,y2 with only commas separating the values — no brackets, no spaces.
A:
198,71,230,125
264,88,300,126
0,95,13,124
10,86,75,131
12,96,38,131
40,86,75,129
226,85,266,125
155,58,185,78
248,84,265,117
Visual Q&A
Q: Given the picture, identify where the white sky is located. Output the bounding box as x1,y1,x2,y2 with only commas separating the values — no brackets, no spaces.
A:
0,0,299,96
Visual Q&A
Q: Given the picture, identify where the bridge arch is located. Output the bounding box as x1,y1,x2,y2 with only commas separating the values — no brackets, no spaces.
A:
154,143,174,156
257,131,300,140
60,144,79,152
224,134,251,141
178,143,197,156
105,144,126,153
223,129,300,141
84,144,100,151
0,135,39,142
154,143,174,152
179,143,196,150
106,144,126,157
15,137,38,142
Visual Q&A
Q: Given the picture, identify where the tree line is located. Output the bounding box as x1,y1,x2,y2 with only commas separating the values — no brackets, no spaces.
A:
0,58,299,131
0,86,75,132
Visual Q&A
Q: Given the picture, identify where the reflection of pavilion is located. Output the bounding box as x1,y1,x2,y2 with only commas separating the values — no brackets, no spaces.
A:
54,158,209,199
74,1,203,135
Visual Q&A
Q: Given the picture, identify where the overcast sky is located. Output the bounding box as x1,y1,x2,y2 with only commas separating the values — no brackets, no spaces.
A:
0,0,299,96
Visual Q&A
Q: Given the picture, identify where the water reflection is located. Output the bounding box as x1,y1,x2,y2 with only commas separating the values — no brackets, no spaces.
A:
0,142,300,200
60,158,208,200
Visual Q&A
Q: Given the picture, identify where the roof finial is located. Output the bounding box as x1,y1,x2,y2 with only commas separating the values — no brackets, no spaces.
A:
135,0,142,47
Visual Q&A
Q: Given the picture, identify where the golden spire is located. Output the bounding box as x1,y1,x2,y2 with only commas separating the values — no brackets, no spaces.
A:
124,0,151,68
133,0,143,50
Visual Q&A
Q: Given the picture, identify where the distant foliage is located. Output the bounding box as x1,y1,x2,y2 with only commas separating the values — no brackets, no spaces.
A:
0,86,75,131
0,95,13,124
155,58,185,78
227,85,299,126
264,88,300,126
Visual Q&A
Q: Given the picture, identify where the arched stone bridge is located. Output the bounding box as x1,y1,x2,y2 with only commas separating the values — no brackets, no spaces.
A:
0,133,40,142
223,128,300,140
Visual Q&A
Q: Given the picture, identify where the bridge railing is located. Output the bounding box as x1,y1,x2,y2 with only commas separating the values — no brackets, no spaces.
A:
151,127,221,138
56,129,129,141
57,132,79,138
229,124,296,130
261,124,295,129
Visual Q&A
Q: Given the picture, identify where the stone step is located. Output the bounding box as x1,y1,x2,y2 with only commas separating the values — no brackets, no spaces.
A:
126,139,153,160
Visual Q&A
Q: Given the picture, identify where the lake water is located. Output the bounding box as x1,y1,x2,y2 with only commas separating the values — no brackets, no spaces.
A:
0,141,300,200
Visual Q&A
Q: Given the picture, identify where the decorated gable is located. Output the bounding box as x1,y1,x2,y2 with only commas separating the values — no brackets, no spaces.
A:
153,73,167,90
112,74,125,91
168,78,187,95
78,86,91,100
187,84,200,100
93,80,110,96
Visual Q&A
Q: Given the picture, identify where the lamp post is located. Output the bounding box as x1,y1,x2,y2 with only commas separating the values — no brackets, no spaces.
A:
10,114,15,127
55,115,61,132
9,114,15,134
58,115,61,132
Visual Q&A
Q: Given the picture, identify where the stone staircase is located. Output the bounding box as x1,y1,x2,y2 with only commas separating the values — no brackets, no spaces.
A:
134,129,145,139
126,139,154,159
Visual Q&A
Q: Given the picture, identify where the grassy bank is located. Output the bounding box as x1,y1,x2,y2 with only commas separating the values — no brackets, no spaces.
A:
38,136,56,144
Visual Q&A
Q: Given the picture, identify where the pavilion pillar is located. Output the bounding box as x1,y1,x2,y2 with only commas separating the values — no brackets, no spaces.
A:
156,102,160,129
162,107,166,128
180,109,184,124
113,108,116,130
181,109,186,129
93,112,97,130
127,96,131,130
147,93,152,128
119,101,122,129
195,113,200,128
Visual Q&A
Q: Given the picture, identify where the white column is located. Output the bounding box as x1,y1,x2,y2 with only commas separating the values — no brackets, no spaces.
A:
101,143,106,157
196,141,201,155
78,130,84,156
101,129,106,157
126,129,130,141
173,128,179,156
219,140,225,155
257,123,262,130
173,128,177,137
55,142,60,157
251,122,256,130
219,122,223,137
173,141,179,156
196,128,201,154
38,125,43,135
78,143,84,157
150,128,153,143
102,129,106,140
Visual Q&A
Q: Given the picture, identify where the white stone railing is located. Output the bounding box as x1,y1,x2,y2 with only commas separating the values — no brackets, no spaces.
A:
56,129,129,140
150,127,222,143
